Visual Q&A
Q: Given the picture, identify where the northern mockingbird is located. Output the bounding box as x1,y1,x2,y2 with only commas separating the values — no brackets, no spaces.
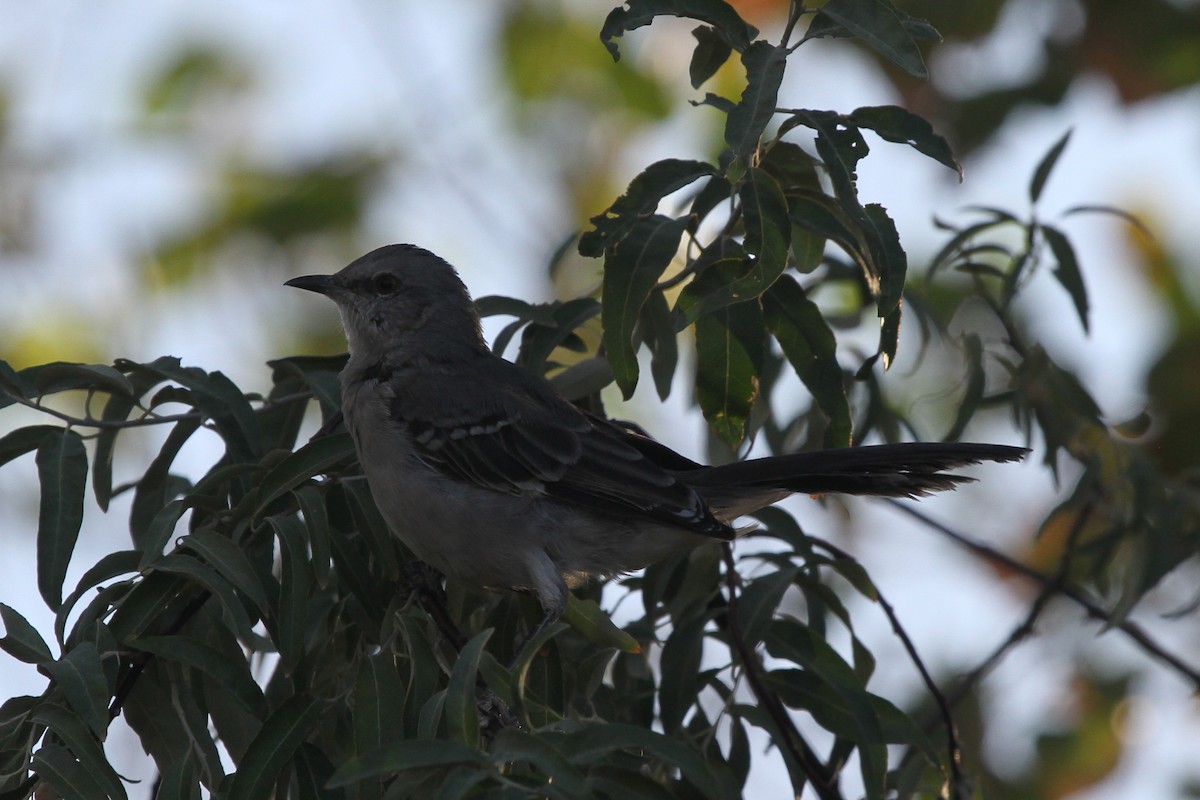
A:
286,244,1026,643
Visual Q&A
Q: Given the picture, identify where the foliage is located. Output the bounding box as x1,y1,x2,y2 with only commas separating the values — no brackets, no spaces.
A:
1,2,1198,800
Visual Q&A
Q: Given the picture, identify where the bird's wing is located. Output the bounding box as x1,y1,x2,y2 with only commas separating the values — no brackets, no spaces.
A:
383,356,733,539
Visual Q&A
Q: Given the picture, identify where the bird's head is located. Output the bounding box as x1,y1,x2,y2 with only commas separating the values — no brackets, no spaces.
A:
286,244,485,362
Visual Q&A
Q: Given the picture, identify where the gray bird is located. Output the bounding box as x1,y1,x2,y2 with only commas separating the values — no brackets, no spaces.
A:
286,244,1026,644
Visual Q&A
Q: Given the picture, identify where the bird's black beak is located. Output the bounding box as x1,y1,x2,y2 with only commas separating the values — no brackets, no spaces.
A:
285,274,335,295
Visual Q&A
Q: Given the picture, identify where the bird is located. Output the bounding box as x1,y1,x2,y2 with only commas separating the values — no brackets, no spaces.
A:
286,244,1027,647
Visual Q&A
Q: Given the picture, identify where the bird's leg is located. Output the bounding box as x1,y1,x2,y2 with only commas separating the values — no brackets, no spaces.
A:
401,561,519,732
506,554,570,672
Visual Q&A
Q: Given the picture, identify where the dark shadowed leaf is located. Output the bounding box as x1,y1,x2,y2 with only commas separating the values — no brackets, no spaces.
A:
255,432,355,516
0,425,60,469
735,568,797,648
328,740,487,787
31,743,108,800
133,634,266,718
724,42,786,160
694,266,765,449
1029,129,1072,204
863,203,907,316
490,730,588,796
658,614,705,732
179,529,270,614
562,595,640,653
225,695,321,800
33,363,134,399
581,160,714,257
446,630,491,746
763,276,850,447
878,304,901,370
600,0,756,61
33,704,127,800
848,105,960,178
809,0,928,77
942,334,985,441
1043,224,1089,332
689,25,732,88
44,642,110,738
640,290,678,401
56,550,142,643
36,429,88,611
601,216,689,398
129,418,201,547
154,755,200,800
0,603,54,665
269,515,310,671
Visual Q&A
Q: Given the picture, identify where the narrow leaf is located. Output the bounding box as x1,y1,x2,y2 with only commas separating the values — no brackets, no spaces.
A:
328,740,486,787
812,0,928,77
254,432,355,516
1029,129,1072,204
600,0,756,62
44,642,110,738
601,216,689,398
178,529,270,614
37,429,88,611
689,25,732,89
31,743,109,800
225,695,321,800
445,629,492,746
762,276,850,447
1043,224,1089,332
34,363,134,399
33,704,128,800
581,160,714,257
0,603,54,665
270,515,311,671
132,635,266,718
848,105,960,178
0,425,61,469
724,42,786,160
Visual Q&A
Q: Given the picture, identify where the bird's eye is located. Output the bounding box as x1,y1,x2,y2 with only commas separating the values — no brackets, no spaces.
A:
372,273,400,295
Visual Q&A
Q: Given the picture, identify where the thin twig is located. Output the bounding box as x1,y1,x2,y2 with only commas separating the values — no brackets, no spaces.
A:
810,538,968,798
721,543,845,800
886,500,1200,690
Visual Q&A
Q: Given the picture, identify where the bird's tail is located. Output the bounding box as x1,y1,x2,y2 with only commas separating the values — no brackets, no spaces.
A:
686,442,1028,517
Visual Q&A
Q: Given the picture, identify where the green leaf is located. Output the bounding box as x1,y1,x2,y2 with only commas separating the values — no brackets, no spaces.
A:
688,25,732,89
106,573,189,644
562,595,640,654
138,500,187,570
254,432,355,516
560,724,737,800
354,652,407,774
31,743,109,800
724,42,786,160
810,0,928,77
601,216,689,398
33,363,134,399
581,160,714,257
693,266,766,449
490,730,588,796
762,276,850,447
878,303,901,370
735,567,797,648
33,704,128,800
56,550,142,644
640,290,678,401
293,487,332,588
153,755,200,800
863,203,907,316
0,603,54,665
132,634,266,718
739,166,790,287
0,425,61,469
445,629,491,746
847,105,960,178
118,358,261,462
44,642,110,738
36,429,88,611
178,529,270,614
129,418,201,547
328,740,487,787
1043,224,1089,332
600,0,756,62
269,515,310,671
658,613,705,732
1029,128,1072,204
154,554,256,640
225,694,321,800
